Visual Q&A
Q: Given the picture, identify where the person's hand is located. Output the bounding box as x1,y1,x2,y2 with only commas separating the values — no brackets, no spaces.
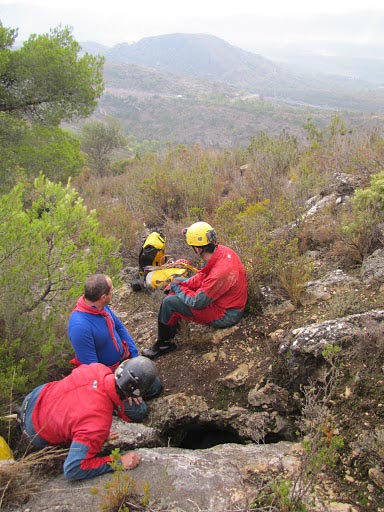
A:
107,430,119,442
125,396,143,406
120,451,141,470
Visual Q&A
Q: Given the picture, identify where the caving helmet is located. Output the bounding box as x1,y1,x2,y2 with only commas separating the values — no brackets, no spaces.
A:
182,222,218,247
115,356,158,398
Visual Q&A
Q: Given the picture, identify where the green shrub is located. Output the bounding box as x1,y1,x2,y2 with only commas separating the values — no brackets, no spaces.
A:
271,238,314,307
91,448,150,512
341,170,384,261
0,174,122,409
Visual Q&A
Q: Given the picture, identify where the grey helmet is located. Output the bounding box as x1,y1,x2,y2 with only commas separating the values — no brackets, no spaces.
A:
115,356,158,398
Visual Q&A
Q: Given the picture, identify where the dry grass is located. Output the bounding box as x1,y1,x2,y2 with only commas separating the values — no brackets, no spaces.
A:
0,445,67,509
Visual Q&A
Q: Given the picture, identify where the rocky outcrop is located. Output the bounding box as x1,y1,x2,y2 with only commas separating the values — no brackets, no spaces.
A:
11,441,302,512
248,382,290,413
147,393,294,446
279,309,384,382
361,247,384,284
301,269,360,306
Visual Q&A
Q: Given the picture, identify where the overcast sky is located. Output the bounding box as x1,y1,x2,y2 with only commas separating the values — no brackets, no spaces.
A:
1,0,384,53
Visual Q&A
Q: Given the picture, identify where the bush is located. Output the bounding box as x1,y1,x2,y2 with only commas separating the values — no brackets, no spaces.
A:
340,171,384,261
0,446,67,508
0,174,122,409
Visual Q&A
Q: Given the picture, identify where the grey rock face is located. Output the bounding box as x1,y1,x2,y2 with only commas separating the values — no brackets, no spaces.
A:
279,309,384,381
361,248,384,284
14,442,301,512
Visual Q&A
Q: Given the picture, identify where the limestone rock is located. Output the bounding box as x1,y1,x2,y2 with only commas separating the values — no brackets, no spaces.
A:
279,310,384,381
108,417,162,449
361,248,384,284
147,393,293,445
368,467,384,489
19,442,302,512
301,269,359,306
248,382,289,412
327,502,360,512
219,362,251,388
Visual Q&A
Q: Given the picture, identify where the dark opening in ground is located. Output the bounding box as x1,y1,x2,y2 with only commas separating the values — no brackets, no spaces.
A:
177,424,244,450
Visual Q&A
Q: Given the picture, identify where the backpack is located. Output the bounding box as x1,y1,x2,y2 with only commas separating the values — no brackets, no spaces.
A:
132,232,197,292
138,232,166,271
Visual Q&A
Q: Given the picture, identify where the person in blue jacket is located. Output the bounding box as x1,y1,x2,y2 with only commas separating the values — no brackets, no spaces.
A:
68,273,162,420
68,273,139,369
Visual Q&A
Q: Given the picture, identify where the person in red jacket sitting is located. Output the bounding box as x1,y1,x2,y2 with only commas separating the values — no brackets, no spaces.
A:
19,357,157,480
142,221,248,359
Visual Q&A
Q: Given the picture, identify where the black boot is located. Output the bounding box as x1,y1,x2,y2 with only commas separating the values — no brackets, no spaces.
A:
142,339,176,359
142,322,178,359
158,321,178,341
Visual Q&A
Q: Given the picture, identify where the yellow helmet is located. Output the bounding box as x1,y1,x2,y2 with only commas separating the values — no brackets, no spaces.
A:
183,222,218,247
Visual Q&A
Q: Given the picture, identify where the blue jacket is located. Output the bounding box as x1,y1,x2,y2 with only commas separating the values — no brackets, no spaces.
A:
68,305,139,367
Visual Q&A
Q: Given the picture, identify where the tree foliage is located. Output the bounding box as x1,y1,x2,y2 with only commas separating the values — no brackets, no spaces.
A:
0,23,104,123
80,117,127,176
0,175,122,407
0,23,104,192
340,170,384,261
0,118,86,194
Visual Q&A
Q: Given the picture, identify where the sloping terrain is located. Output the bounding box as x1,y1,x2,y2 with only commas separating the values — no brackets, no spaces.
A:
93,61,383,149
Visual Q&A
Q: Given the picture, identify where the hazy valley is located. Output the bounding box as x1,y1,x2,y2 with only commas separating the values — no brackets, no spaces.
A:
80,33,384,149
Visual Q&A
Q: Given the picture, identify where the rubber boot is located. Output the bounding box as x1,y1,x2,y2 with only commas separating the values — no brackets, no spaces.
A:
141,322,178,359
158,321,178,341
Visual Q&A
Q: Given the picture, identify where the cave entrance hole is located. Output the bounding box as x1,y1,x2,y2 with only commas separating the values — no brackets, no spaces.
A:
166,422,245,450
164,420,293,450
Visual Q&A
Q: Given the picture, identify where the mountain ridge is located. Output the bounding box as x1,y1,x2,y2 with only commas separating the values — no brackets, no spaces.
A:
80,33,382,89
79,33,384,149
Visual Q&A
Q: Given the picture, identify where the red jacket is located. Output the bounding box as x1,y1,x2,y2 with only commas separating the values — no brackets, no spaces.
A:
170,245,248,324
32,363,128,479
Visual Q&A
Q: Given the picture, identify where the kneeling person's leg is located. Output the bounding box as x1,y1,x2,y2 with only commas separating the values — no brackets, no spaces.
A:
143,376,163,399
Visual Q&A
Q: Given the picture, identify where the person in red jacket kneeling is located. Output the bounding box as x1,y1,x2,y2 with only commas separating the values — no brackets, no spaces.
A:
19,357,158,480
142,221,248,359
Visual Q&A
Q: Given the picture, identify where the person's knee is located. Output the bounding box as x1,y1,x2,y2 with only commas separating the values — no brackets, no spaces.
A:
144,377,163,399
159,295,180,323
161,295,179,310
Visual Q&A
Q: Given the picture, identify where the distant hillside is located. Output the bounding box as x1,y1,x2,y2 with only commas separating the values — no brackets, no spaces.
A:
83,33,382,99
262,50,384,86
80,41,109,56
89,61,382,150
103,33,287,89
78,33,384,149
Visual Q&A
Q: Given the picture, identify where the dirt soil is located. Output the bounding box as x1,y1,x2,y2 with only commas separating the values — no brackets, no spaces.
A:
120,287,280,409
